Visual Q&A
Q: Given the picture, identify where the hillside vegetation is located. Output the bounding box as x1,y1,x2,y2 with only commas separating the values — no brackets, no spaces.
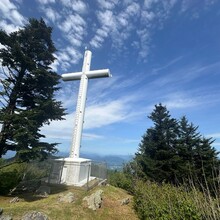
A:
0,184,137,220
109,171,220,220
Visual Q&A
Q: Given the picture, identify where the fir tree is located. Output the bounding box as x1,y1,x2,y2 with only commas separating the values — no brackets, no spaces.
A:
175,116,202,180
193,137,219,188
177,117,219,185
135,104,179,183
0,18,65,161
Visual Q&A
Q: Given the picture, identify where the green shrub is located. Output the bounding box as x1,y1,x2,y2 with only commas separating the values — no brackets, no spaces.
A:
133,180,202,220
0,160,51,195
0,158,5,166
108,170,133,193
0,166,22,195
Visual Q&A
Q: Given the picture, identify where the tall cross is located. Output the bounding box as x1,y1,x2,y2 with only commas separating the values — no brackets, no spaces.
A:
62,50,111,158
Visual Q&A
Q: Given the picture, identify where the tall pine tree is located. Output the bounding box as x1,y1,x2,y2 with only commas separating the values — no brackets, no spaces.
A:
0,18,65,161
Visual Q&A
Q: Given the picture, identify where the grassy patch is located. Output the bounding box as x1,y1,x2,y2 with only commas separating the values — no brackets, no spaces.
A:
133,180,220,220
0,184,138,220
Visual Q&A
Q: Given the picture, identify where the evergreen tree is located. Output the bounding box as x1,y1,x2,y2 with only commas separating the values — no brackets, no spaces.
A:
177,117,219,186
135,104,179,183
134,104,219,185
175,116,202,180
0,18,65,161
193,137,219,188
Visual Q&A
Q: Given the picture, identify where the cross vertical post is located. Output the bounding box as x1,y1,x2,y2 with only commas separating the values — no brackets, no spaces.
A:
61,50,111,159
70,50,91,158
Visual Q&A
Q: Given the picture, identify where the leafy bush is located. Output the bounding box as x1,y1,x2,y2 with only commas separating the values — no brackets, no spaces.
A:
0,164,23,195
133,180,204,220
0,160,52,195
0,158,5,166
108,170,133,193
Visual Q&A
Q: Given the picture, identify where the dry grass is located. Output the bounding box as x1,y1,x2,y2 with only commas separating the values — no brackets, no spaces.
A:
0,184,138,220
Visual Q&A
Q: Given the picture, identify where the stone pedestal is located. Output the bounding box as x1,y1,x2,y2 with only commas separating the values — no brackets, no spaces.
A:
49,158,91,186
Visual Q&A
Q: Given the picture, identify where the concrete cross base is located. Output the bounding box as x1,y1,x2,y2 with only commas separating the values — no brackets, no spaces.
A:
49,158,91,186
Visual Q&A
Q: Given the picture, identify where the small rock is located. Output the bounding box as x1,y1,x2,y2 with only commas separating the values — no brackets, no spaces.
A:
98,179,107,186
35,192,48,198
35,186,50,198
22,211,48,220
36,186,50,195
83,190,103,211
0,215,13,220
58,192,75,203
121,198,130,205
0,208,3,215
9,197,19,203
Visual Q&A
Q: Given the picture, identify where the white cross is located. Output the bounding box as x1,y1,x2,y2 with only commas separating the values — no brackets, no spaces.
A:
62,50,111,158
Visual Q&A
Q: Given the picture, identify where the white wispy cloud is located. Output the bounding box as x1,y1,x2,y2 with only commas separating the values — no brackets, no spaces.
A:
83,133,104,140
163,93,200,109
34,0,218,65
151,61,220,88
97,0,118,10
141,10,155,23
37,0,55,4
136,28,151,60
71,0,88,14
41,113,74,140
90,10,114,48
59,14,86,34
60,0,88,14
37,0,87,70
137,0,217,61
90,2,140,50
136,0,179,60
0,0,26,33
0,20,20,33
84,100,130,129
53,47,83,71
143,0,156,9
152,56,183,73
41,6,61,23
41,97,133,141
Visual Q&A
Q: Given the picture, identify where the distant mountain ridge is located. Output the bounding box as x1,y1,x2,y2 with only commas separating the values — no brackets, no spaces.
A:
57,152,134,169
4,151,134,170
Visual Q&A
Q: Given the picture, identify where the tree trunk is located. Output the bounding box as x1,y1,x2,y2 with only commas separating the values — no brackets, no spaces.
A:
0,69,25,157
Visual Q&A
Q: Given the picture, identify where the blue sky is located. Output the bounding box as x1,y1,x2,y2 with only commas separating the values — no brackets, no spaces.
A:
0,0,220,156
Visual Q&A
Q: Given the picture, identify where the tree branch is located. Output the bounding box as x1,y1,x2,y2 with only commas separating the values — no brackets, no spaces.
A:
0,99,7,108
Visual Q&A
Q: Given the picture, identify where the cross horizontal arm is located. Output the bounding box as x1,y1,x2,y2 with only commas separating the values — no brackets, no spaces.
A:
62,69,111,81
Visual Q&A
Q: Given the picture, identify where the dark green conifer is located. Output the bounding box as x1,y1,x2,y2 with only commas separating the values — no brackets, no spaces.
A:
135,104,219,186
135,104,179,183
0,18,65,161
